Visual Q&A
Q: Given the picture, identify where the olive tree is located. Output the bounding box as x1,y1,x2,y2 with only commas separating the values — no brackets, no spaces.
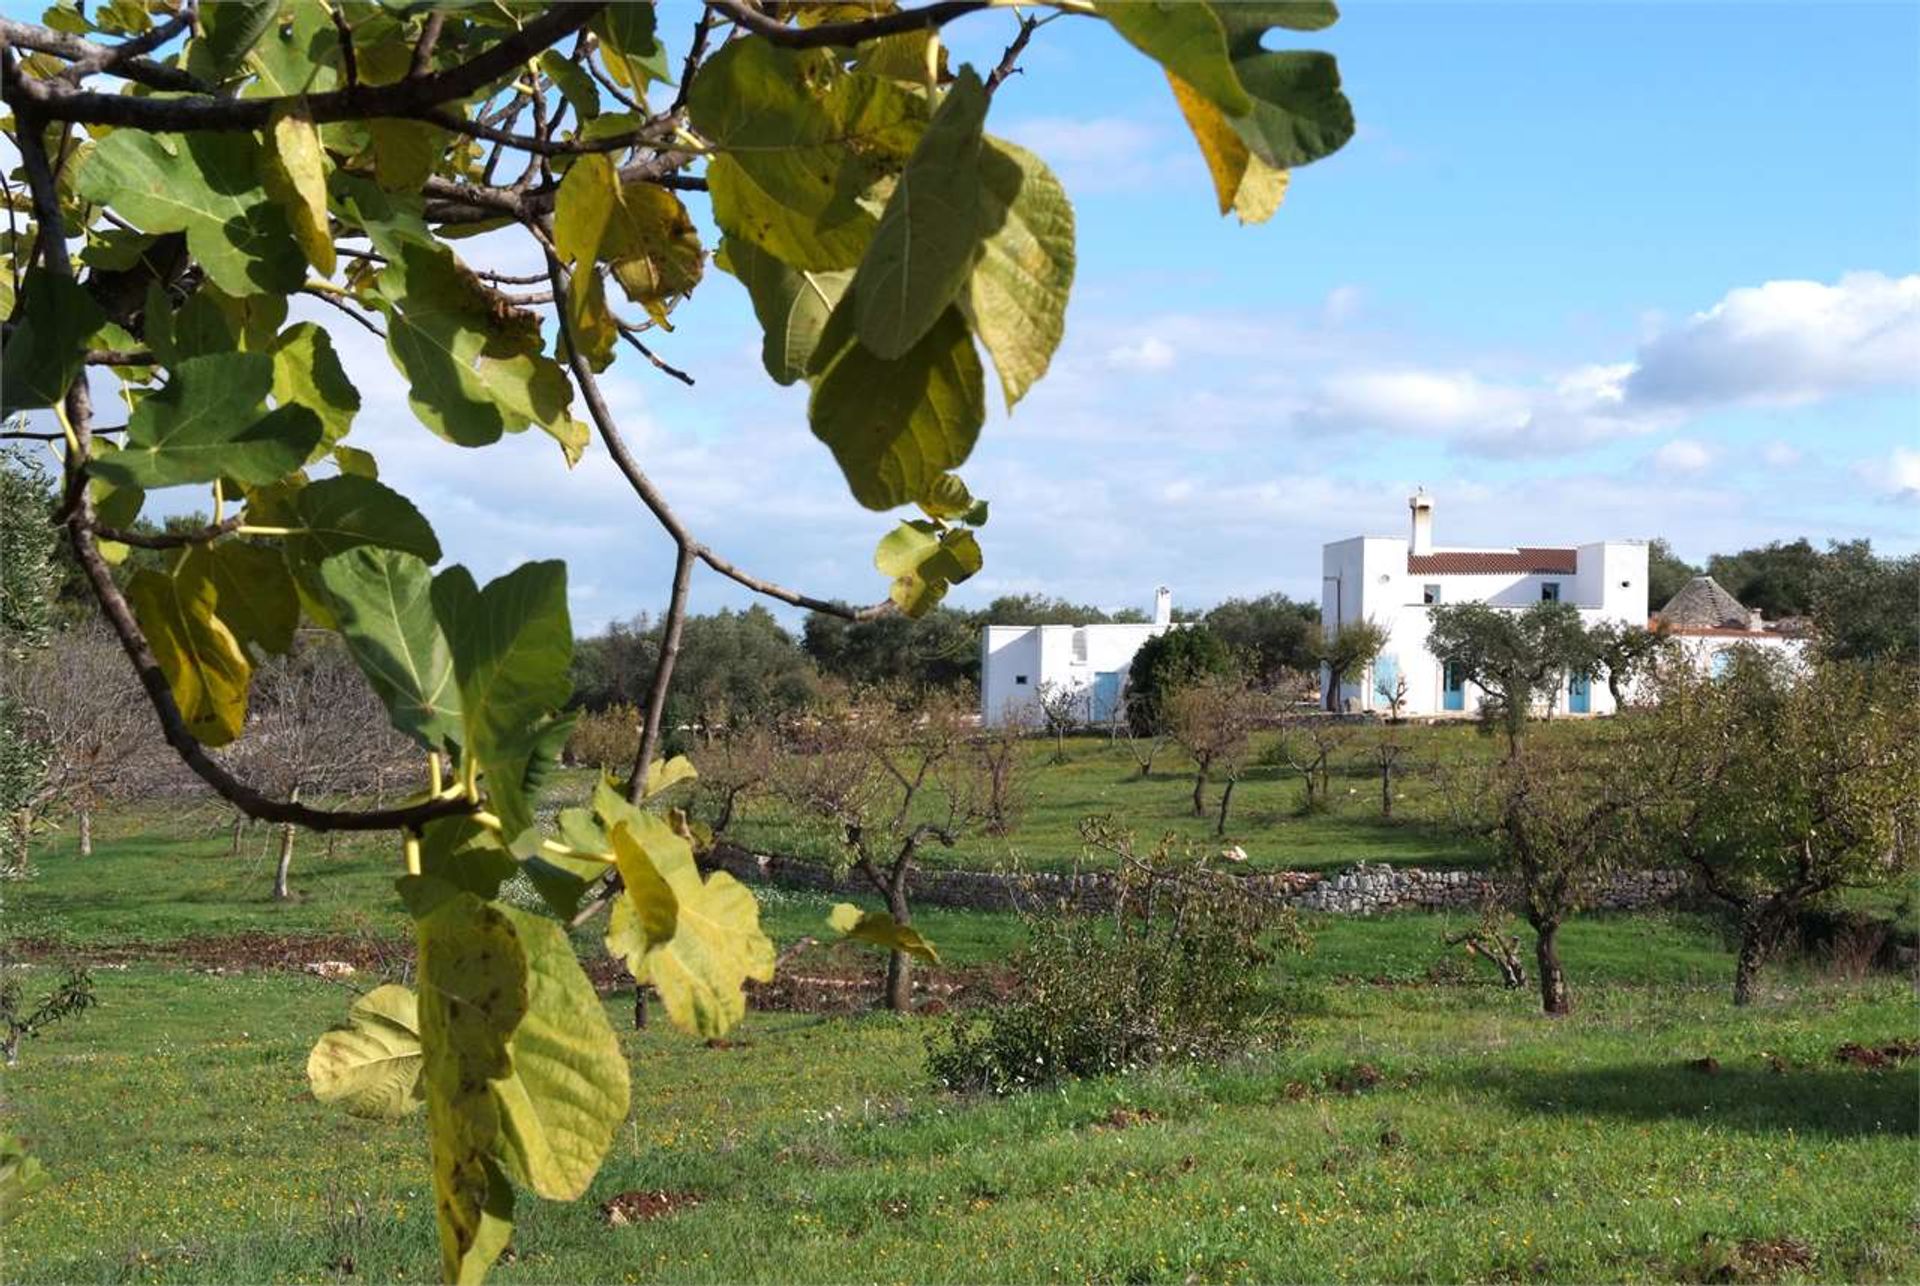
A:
1640,650,1918,1005
1165,670,1266,833
1427,601,1591,752
0,2,1353,1275
1318,618,1386,712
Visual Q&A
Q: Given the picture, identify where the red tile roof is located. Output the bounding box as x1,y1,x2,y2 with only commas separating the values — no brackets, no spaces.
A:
1407,547,1578,575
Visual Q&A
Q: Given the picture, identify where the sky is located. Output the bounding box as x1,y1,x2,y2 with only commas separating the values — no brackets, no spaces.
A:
16,2,1920,632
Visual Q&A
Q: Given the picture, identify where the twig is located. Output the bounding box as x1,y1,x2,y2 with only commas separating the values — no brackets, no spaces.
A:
631,544,695,801
985,14,1040,95
410,12,445,78
300,286,386,338
617,326,694,386
0,17,206,92
669,9,719,115
330,3,360,87
85,514,244,550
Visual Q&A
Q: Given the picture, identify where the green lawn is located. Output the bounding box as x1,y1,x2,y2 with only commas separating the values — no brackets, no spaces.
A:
4,960,1912,1284
720,723,1530,874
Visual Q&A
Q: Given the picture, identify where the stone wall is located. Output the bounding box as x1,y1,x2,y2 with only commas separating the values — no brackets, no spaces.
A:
705,844,1695,917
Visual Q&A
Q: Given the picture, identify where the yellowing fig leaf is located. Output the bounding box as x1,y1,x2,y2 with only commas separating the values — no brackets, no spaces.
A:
124,564,251,746
271,322,361,454
716,236,852,386
966,138,1076,409
1168,71,1289,224
265,102,335,276
828,903,941,963
489,906,630,1202
874,519,982,616
1095,1,1250,118
642,755,699,802
605,815,774,1039
306,984,424,1120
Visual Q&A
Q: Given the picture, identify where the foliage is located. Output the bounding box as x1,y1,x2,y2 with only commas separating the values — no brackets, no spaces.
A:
1426,602,1591,749
802,604,979,692
0,447,57,649
1,966,97,1065
564,702,640,772
0,1132,47,1224
1583,619,1671,708
927,820,1308,1094
1639,651,1919,1004
1810,540,1919,663
0,1,1354,1271
1204,593,1320,686
981,593,1147,626
1707,538,1825,620
1125,623,1235,735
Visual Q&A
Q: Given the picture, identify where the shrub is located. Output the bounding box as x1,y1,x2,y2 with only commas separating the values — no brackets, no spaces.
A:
566,702,641,770
927,821,1310,1094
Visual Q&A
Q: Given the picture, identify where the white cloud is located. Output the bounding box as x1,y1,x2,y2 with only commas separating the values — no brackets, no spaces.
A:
1322,285,1364,326
1651,438,1713,475
1104,335,1177,372
1875,447,1920,503
1626,272,1920,407
1761,440,1803,467
996,116,1178,193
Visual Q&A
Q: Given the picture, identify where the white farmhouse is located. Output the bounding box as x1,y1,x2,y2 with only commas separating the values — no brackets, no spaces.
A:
1650,574,1812,672
1321,491,1648,718
980,588,1177,727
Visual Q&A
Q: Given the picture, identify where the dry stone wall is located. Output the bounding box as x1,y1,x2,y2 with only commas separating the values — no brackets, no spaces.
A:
705,845,1694,916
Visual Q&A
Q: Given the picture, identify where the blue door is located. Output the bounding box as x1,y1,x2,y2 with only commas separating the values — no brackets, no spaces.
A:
1089,671,1123,724
1372,654,1400,708
1442,662,1465,712
1569,671,1591,714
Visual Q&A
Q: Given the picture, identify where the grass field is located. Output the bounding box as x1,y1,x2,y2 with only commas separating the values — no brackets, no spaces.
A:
4,954,1913,1284
720,723,1527,874
4,810,1915,1283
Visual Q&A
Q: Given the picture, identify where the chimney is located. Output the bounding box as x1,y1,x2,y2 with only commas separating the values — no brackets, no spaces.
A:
1409,489,1434,555
1153,586,1172,627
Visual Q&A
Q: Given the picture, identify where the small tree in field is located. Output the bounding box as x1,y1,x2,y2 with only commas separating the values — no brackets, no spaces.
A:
1427,602,1592,752
693,720,782,836
1272,712,1356,814
1115,690,1173,778
1,626,150,855
1319,619,1387,711
1033,680,1085,764
1442,730,1653,1015
972,704,1032,838
1373,666,1409,722
1641,651,1919,1005
1363,723,1412,818
775,687,983,1011
1166,671,1266,834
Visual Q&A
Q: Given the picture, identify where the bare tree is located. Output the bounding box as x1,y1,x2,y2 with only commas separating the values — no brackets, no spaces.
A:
1373,668,1410,724
1032,680,1085,764
1274,713,1357,815
1363,723,1412,818
1116,690,1172,778
1166,673,1267,834
223,638,416,901
971,700,1032,838
693,720,782,836
1,625,152,855
775,686,983,1011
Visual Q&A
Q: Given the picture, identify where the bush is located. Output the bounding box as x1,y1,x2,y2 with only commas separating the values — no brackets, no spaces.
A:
927,822,1310,1094
1125,625,1234,736
566,703,640,770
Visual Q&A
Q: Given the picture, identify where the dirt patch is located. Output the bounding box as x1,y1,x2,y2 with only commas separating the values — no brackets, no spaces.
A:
1697,1234,1816,1283
11,934,1014,1016
1688,1056,1721,1076
1091,1106,1161,1131
8,932,406,975
599,1190,701,1226
1326,1063,1384,1095
1833,1040,1918,1070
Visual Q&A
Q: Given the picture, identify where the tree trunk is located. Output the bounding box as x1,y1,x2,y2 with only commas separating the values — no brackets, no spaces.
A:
883,885,913,1013
1190,762,1209,818
633,988,649,1029
1380,764,1393,817
272,785,300,901
230,813,246,855
1215,777,1236,836
1533,920,1570,1015
78,806,92,856
1733,909,1773,1007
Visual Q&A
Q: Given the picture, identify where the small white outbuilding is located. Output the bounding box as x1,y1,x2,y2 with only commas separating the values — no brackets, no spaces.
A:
980,588,1177,728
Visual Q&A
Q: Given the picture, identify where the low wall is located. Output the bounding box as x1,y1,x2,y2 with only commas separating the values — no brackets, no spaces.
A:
704,844,1695,917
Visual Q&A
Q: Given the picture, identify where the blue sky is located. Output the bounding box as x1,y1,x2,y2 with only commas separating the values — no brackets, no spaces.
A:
19,2,1920,630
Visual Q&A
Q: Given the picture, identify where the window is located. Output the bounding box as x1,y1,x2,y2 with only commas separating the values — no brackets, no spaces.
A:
1015,674,1029,686
1541,582,1561,602
1072,628,1089,664
1422,584,1441,605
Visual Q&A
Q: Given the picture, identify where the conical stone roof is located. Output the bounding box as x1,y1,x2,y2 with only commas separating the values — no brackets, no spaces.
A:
1656,575,1751,630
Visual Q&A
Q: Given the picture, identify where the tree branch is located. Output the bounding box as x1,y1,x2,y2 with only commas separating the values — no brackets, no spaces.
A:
0,17,206,93
84,514,244,550
631,544,694,802
985,14,1040,95
707,1,991,49
8,4,604,131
